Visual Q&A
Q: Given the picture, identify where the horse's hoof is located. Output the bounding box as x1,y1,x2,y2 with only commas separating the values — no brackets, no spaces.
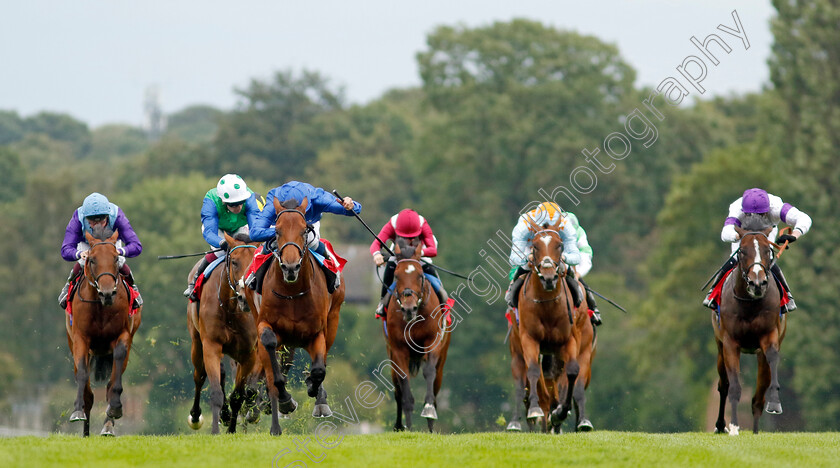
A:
312,404,332,418
727,423,740,436
551,426,563,435
527,407,544,419
278,397,297,414
393,425,405,432
69,411,87,422
245,409,260,424
270,425,282,436
765,402,783,414
100,425,115,437
420,403,438,420
506,421,522,432
106,404,122,420
188,413,204,430
220,406,232,426
577,419,594,432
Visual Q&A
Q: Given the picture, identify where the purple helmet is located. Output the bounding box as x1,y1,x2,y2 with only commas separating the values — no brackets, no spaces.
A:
742,188,770,214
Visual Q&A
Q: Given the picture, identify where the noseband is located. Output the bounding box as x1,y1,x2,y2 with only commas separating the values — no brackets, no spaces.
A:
394,259,428,311
735,231,778,300
222,244,257,308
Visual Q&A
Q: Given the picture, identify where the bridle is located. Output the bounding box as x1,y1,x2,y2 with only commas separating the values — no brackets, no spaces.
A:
734,231,778,301
220,243,257,308
271,209,314,270
528,230,566,281
270,208,315,300
84,240,122,297
394,258,429,311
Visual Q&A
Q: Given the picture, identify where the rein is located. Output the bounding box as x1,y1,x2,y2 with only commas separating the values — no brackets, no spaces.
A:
522,271,574,325
733,231,780,302
528,230,565,282
271,253,314,300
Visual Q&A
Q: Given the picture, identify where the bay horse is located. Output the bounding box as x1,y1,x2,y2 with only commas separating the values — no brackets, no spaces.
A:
384,238,451,432
507,272,596,433
187,232,261,434
516,221,583,431
66,227,142,437
713,222,787,435
252,197,344,436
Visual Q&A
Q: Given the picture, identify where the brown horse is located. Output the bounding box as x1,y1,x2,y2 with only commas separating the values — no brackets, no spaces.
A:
517,224,581,430
66,228,142,437
187,232,261,434
252,198,344,435
713,223,787,435
507,271,596,433
384,238,452,432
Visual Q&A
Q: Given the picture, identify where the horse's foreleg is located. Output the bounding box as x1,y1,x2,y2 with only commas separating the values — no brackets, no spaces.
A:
714,339,729,434
753,351,770,434
202,342,224,435
761,332,783,417
551,341,580,428
83,381,93,437
227,355,256,434
220,361,232,427
106,333,132,421
573,328,594,432
519,332,544,420
305,332,327,399
70,336,90,426
507,338,526,431
188,335,206,430
389,350,412,431
722,338,742,434
420,352,440,430
258,324,292,436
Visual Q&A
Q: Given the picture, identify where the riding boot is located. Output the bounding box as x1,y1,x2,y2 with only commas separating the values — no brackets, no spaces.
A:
703,255,739,310
375,291,391,319
120,264,143,308
564,271,583,308
579,278,601,326
505,275,526,309
770,263,796,312
59,263,83,309
314,241,340,292
185,256,212,300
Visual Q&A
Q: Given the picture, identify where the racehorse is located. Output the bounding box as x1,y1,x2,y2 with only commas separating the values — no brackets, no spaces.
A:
66,227,142,437
713,221,787,435
507,272,596,433
187,232,261,434
516,220,583,431
252,198,344,436
383,238,452,432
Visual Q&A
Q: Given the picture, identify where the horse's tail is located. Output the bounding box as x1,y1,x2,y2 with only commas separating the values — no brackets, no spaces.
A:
409,356,422,377
92,353,113,382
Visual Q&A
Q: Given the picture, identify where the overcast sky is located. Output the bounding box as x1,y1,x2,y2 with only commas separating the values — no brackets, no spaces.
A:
2,1,775,128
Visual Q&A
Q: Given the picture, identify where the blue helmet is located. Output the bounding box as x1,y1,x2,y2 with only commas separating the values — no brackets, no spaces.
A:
82,193,111,217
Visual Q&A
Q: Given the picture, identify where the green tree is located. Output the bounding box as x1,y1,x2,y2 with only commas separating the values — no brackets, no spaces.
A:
0,147,26,202
24,112,91,158
166,105,224,143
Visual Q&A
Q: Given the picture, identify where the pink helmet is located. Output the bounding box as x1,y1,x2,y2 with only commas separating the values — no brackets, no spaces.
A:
395,209,423,237
742,188,770,214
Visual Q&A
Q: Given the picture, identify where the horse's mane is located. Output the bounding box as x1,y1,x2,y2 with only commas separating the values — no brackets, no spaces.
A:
741,213,772,232
233,232,251,243
280,199,301,210
90,225,115,240
395,237,417,261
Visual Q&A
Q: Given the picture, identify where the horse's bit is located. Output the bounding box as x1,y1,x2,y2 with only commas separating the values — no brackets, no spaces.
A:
394,259,428,310
85,240,122,295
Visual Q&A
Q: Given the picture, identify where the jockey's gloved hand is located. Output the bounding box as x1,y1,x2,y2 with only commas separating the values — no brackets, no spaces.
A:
219,240,229,251
777,234,797,246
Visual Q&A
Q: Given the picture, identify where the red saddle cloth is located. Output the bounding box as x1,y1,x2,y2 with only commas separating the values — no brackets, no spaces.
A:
708,268,789,308
244,238,348,280
65,280,140,319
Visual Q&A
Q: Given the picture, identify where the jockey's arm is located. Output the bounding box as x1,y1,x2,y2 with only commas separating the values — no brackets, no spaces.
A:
508,217,532,268
248,195,277,243
313,188,362,216
243,194,262,233
60,212,85,261
558,221,581,266
113,209,142,257
200,197,224,248
773,198,812,238
420,222,438,257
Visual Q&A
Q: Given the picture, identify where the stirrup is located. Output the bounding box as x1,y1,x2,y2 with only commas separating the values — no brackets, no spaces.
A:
784,296,797,312
374,303,386,320
590,309,602,326
183,284,194,298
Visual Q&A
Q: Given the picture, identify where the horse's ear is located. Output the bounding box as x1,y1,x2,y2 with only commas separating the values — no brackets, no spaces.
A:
109,230,119,243
273,196,283,214
299,197,309,213
223,231,236,246
762,226,774,237
734,226,746,239
85,230,95,244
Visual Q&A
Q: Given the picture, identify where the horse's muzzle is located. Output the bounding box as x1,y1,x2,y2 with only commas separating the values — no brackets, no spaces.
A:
98,289,117,306
280,263,301,283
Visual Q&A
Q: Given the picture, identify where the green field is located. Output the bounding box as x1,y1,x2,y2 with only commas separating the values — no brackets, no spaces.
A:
3,432,839,467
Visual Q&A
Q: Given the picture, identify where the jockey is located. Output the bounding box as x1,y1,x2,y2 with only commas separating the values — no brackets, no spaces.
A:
564,211,602,326
504,202,584,312
370,209,447,319
248,181,361,291
703,188,812,312
184,174,264,300
59,192,143,309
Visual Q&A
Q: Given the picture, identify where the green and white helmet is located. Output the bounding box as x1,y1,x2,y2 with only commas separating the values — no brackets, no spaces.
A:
216,174,249,204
